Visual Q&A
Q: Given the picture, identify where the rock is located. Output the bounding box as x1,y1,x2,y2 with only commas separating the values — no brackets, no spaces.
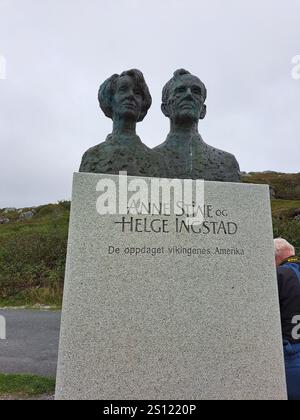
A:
294,215,300,223
293,208,300,217
19,211,34,220
241,172,252,177
269,186,276,200
3,208,16,214
0,217,10,224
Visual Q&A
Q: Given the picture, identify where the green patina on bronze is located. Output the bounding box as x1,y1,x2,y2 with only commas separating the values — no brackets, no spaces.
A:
154,69,240,182
80,68,241,182
79,69,163,177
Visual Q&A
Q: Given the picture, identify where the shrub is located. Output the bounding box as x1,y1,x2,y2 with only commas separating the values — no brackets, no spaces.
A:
242,172,300,200
273,218,300,255
58,200,71,211
0,226,67,298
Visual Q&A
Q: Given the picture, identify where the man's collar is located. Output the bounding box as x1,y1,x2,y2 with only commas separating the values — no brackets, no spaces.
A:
280,256,300,266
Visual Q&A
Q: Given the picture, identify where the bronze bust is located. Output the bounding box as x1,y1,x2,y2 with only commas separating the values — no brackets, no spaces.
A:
80,68,241,182
79,69,163,177
153,69,241,182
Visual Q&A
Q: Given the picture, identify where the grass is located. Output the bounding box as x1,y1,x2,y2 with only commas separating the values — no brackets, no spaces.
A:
242,172,300,200
0,286,63,309
0,202,69,308
270,200,300,255
243,172,300,254
0,374,55,397
271,200,300,218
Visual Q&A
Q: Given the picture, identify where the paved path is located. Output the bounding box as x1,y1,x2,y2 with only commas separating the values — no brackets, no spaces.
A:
0,309,61,378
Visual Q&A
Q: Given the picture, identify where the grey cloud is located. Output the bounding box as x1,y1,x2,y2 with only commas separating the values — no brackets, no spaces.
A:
0,0,299,207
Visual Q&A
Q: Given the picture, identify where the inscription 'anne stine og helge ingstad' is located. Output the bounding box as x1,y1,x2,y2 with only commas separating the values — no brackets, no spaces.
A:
95,175,239,235
97,199,239,235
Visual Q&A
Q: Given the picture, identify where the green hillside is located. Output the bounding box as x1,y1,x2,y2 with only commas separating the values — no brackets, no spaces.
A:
242,172,300,200
0,172,299,307
0,202,70,307
244,172,300,255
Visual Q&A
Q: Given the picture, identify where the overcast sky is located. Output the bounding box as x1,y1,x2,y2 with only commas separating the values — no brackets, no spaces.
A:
0,0,299,208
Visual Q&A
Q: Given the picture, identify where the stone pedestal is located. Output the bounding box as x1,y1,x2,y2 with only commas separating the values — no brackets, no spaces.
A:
56,173,287,400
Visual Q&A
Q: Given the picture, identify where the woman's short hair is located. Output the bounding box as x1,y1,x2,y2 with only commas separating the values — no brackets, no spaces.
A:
98,69,152,122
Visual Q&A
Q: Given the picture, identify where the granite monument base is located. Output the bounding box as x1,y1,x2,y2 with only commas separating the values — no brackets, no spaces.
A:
55,173,287,400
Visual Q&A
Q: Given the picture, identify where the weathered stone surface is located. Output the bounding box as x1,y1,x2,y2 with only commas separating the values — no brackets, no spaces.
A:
3,208,16,214
269,186,276,199
294,208,300,217
0,217,10,224
56,173,286,400
19,211,34,220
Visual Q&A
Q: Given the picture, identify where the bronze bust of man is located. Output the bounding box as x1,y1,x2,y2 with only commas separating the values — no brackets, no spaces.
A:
79,69,163,177
154,69,241,182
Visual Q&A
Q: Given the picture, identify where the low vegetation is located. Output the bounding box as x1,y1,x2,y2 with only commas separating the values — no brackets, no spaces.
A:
0,374,55,397
242,172,300,200
272,202,300,255
0,173,299,307
0,201,69,308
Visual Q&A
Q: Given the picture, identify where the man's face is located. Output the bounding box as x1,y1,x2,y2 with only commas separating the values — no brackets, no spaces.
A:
167,76,205,123
112,75,143,122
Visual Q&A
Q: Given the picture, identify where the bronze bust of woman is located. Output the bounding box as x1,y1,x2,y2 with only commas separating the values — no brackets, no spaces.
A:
79,69,163,178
